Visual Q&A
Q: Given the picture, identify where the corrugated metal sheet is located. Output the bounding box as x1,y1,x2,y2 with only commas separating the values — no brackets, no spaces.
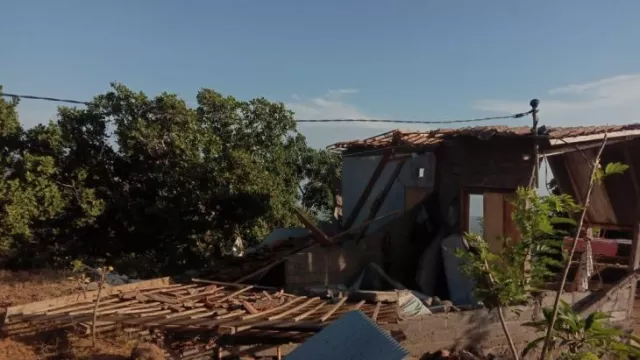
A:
547,138,640,228
328,124,640,151
285,310,409,360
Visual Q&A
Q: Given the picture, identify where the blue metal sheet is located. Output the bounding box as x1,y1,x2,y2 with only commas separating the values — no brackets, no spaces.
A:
285,310,409,360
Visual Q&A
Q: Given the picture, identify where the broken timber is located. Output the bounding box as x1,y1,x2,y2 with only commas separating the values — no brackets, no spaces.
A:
2,278,399,340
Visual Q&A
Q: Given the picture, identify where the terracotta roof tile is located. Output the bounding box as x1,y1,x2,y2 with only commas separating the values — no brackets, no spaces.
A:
327,123,640,151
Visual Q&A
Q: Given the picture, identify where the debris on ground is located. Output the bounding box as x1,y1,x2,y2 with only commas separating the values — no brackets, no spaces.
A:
130,343,165,360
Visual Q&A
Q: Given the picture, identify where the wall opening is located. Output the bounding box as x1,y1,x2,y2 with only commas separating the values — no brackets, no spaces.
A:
463,190,519,253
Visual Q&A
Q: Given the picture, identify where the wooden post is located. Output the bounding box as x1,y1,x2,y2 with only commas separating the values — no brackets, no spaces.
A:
277,345,282,360
531,99,540,188
627,223,640,319
625,143,640,318
630,224,640,270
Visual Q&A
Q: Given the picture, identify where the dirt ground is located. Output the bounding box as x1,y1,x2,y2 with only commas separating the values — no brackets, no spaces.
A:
0,270,141,360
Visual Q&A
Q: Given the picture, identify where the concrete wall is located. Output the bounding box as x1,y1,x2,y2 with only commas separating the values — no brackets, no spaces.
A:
284,209,426,290
385,281,633,358
436,139,535,235
284,232,385,290
341,153,435,234
384,291,591,356
233,286,637,359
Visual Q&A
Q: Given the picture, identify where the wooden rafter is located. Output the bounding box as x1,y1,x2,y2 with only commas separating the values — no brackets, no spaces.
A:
343,151,392,229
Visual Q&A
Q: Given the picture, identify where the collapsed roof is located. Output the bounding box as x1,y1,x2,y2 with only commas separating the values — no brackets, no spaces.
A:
329,123,640,230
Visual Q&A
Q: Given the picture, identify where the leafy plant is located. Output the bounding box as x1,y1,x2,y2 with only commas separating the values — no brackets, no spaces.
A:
91,264,113,347
538,148,629,359
457,188,580,308
522,300,640,359
456,187,581,359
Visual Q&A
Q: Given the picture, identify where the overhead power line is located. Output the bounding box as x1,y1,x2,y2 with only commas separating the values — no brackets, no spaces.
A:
1,92,533,125
1,92,90,106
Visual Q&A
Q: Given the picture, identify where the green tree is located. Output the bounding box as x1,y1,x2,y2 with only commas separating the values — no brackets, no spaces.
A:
0,83,340,276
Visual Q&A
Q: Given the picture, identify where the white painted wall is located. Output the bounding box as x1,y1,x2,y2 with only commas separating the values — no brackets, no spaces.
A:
341,153,436,234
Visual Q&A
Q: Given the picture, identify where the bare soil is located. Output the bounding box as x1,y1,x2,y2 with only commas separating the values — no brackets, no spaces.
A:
0,270,142,359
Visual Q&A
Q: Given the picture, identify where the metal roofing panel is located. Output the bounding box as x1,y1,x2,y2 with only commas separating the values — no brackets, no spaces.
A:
547,139,640,228
285,310,409,360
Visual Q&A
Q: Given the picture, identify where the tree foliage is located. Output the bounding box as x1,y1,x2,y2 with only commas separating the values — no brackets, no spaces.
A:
0,83,341,276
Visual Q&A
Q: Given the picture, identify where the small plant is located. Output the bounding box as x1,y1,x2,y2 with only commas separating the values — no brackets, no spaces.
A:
69,259,113,348
538,151,629,359
522,300,640,359
91,264,113,347
456,187,580,360
69,259,90,300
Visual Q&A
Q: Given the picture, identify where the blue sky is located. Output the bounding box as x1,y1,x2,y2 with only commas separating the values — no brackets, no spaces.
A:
3,1,640,149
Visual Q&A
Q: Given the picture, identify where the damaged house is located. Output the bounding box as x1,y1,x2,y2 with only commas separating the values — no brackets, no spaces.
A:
5,124,640,358
280,125,640,298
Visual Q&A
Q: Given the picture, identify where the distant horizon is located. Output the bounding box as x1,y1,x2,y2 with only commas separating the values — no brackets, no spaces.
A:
469,216,483,235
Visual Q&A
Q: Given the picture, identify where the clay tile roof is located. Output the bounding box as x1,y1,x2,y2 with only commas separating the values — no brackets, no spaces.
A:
327,123,640,151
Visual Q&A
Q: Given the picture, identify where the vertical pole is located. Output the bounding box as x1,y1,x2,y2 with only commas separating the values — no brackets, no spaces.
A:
277,345,282,360
530,98,541,189
524,99,541,283
628,216,640,318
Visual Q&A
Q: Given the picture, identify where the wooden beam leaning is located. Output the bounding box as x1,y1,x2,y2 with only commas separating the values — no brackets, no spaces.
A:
343,151,392,229
294,208,333,245
355,158,407,242
624,142,640,318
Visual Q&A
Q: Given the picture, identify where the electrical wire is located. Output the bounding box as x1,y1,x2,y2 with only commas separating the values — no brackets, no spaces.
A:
1,92,534,125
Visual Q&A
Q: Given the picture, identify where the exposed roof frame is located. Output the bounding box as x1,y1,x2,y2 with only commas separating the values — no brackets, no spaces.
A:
549,129,640,145
542,138,629,157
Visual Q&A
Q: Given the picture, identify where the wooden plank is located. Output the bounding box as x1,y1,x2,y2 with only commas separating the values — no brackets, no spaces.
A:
165,307,208,319
320,297,348,322
241,297,308,320
216,309,246,319
372,302,381,321
4,276,172,321
293,302,325,321
119,306,164,315
209,286,254,305
483,192,505,253
267,298,319,321
44,298,121,315
177,286,220,300
68,300,140,316
140,309,172,317
191,278,279,291
294,208,333,245
352,300,366,310
242,301,259,315
503,193,521,243
343,151,392,229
